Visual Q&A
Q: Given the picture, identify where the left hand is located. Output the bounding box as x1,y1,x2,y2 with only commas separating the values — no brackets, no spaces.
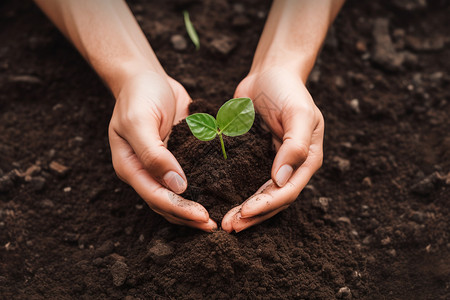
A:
221,67,324,233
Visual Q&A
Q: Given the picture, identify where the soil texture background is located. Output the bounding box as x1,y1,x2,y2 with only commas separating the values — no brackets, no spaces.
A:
1,0,449,299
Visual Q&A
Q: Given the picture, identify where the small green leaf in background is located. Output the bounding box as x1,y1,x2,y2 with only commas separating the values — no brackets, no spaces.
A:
186,113,217,141
216,98,255,137
183,10,200,50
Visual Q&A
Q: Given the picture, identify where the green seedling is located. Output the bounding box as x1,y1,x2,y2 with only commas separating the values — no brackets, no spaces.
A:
183,10,200,50
186,98,255,159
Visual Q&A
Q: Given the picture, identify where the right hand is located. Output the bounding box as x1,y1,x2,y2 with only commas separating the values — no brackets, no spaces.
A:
108,70,217,231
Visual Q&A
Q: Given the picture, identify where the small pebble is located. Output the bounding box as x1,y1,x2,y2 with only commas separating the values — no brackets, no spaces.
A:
147,240,174,264
138,234,144,242
209,36,236,56
362,177,372,188
332,156,351,173
349,99,360,113
63,187,71,193
356,40,367,52
95,240,114,258
337,217,351,225
9,75,42,84
312,197,332,213
362,235,372,245
110,260,128,287
335,76,346,89
40,199,54,208
381,237,391,245
170,34,187,51
93,257,103,266
336,286,352,299
49,161,69,176
387,249,397,257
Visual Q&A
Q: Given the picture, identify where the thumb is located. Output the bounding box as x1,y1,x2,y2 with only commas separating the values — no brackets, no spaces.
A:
271,110,315,187
122,118,187,194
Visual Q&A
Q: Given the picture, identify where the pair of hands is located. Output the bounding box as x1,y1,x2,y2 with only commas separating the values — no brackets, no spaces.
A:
109,67,324,233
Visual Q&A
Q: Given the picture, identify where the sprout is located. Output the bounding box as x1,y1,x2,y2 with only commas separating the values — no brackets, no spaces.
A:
183,10,200,50
186,98,255,159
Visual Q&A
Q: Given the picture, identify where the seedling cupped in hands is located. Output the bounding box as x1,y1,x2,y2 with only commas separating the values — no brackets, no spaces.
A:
186,97,255,159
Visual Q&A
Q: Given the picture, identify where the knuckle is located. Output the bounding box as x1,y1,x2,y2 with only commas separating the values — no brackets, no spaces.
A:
289,141,309,160
139,147,160,171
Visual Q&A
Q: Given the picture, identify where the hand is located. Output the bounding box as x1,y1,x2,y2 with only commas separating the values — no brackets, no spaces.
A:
222,67,324,233
109,70,217,231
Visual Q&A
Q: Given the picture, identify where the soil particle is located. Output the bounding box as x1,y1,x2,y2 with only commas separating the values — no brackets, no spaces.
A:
49,161,69,176
170,34,187,51
95,240,115,258
39,199,54,208
208,35,236,56
93,257,103,266
371,18,405,71
8,75,42,84
110,260,128,287
349,98,360,113
332,156,351,173
312,197,332,213
146,239,174,264
335,75,346,89
410,171,445,196
336,286,352,299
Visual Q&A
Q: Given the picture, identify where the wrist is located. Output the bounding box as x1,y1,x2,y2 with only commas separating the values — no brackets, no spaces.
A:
104,59,167,99
249,50,314,84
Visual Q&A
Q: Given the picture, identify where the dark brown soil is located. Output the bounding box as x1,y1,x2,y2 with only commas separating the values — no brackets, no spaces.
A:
1,0,449,299
169,99,275,221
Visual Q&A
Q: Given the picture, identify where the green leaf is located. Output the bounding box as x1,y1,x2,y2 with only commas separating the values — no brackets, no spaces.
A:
216,97,255,137
183,11,200,50
186,113,217,141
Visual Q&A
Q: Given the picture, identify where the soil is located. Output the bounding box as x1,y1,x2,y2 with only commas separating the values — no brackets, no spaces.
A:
1,0,449,299
169,99,275,221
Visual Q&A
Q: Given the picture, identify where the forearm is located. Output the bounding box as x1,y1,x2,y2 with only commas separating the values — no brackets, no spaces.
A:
34,0,165,97
251,0,345,82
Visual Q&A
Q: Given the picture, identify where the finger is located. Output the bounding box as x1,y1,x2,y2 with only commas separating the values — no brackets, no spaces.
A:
221,206,241,233
115,114,187,194
271,108,317,187
110,130,209,223
241,122,324,219
232,204,290,233
164,214,218,232
240,164,311,218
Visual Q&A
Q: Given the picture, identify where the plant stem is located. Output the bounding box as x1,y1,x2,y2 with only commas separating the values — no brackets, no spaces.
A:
218,133,227,159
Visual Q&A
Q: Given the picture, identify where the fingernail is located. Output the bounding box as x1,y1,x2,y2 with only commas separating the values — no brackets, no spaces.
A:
163,171,187,194
275,164,293,187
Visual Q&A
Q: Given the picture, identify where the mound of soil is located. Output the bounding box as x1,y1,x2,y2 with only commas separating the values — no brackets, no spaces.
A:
1,0,449,299
169,99,275,221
